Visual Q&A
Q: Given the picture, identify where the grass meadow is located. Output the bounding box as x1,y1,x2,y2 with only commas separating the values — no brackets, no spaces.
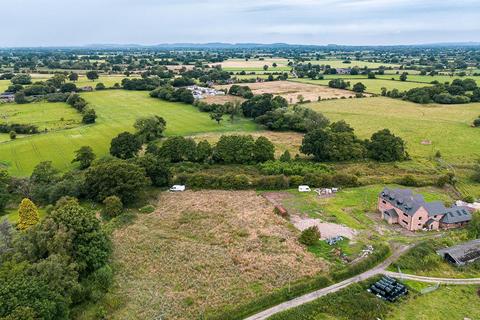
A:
304,59,400,69
308,97,480,163
0,90,257,176
291,78,432,94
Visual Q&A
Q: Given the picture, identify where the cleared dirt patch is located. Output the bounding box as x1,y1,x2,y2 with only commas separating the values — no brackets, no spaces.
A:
290,215,358,240
109,191,326,320
201,94,245,105
215,81,356,104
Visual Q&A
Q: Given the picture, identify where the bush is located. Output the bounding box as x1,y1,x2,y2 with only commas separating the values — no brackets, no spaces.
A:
9,131,16,140
103,195,123,217
138,204,156,214
299,226,321,245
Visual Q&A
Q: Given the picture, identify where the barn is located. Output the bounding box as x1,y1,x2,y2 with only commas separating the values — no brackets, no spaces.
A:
436,239,480,266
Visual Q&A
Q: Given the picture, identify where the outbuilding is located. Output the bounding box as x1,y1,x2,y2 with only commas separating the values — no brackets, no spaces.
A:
436,239,480,266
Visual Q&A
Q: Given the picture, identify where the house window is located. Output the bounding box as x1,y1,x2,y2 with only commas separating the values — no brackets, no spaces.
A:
418,217,422,220
382,200,386,204
401,219,408,225
403,213,408,218
418,223,422,226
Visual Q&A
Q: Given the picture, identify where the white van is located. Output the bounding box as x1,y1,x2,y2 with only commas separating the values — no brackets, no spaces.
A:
298,185,311,192
169,185,186,192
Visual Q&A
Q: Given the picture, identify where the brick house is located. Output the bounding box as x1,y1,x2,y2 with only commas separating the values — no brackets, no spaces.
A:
378,187,472,231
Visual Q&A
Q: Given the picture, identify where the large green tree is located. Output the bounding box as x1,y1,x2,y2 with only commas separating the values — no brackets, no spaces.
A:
110,132,142,159
72,146,95,169
133,116,166,143
84,159,150,204
367,129,407,162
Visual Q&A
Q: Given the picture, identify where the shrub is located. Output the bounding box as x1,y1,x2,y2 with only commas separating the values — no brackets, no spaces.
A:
138,204,156,214
103,196,123,217
9,131,16,140
473,118,480,127
299,226,321,245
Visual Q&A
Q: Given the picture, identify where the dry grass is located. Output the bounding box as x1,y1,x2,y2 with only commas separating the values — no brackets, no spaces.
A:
215,81,356,104
201,95,245,105
108,191,326,319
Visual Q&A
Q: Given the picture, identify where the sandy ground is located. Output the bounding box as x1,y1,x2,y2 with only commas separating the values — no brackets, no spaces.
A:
215,81,356,104
290,215,358,240
202,95,245,104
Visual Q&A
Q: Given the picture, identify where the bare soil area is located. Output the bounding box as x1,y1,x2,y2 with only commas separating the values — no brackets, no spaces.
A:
202,94,245,105
290,215,358,240
215,81,356,104
109,190,326,320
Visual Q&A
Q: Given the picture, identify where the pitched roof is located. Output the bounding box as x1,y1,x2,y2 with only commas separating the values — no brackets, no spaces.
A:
437,239,480,264
424,201,447,217
380,187,424,216
384,208,398,218
440,206,472,224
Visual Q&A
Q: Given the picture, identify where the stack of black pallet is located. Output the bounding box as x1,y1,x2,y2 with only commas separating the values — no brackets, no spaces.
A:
367,276,408,302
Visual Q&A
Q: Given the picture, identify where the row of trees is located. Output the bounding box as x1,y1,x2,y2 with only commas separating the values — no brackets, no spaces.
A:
301,121,408,162
66,93,97,124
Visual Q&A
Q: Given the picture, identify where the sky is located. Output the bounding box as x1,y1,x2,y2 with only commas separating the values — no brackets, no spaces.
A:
3,0,480,47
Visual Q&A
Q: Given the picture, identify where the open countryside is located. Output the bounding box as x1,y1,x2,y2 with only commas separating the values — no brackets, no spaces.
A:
1,1,480,320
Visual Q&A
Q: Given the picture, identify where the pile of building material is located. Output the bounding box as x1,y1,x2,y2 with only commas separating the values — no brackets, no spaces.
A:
368,276,408,302
325,235,344,245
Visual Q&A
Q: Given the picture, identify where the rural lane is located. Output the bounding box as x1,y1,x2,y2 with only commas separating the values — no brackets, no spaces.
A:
243,244,412,320
383,271,480,284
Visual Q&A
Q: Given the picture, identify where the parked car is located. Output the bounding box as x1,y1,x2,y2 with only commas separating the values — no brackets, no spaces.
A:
170,185,186,192
298,185,311,192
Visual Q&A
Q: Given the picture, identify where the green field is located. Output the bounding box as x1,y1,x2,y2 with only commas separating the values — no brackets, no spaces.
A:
389,285,480,320
377,74,480,85
304,59,400,69
0,90,257,176
0,101,81,135
308,97,480,164
291,78,431,94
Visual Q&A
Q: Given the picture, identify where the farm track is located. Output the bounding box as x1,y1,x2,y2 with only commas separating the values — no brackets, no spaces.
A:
244,243,480,320
244,244,412,320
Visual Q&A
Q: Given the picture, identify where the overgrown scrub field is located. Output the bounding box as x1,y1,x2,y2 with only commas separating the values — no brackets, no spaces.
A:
216,81,356,103
95,191,326,320
308,97,480,164
0,90,257,176
291,78,431,94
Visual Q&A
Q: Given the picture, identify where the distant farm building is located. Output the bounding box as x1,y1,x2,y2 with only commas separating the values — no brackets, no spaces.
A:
80,86,94,92
0,92,15,103
378,187,472,231
186,85,225,100
436,239,480,266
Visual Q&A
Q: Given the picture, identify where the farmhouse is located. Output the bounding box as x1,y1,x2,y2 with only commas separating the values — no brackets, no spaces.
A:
186,85,225,100
378,187,472,231
436,239,480,266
